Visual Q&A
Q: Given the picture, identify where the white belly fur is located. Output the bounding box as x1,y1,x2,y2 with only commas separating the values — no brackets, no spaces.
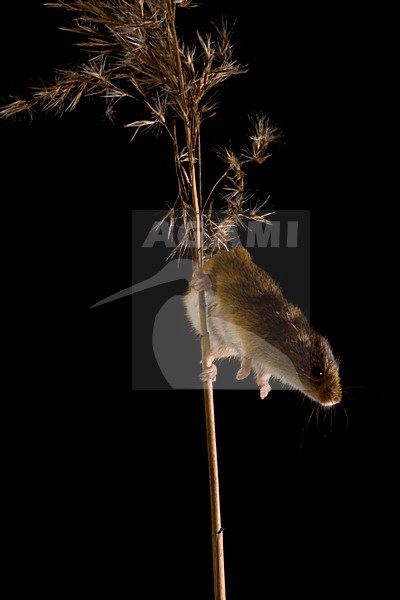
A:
184,287,304,392
183,288,242,360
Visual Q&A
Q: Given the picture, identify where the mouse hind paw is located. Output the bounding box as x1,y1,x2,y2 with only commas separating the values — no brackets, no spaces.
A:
236,357,252,381
199,363,218,383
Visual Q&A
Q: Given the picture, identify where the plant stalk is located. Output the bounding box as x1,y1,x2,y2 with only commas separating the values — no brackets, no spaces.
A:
169,3,226,597
189,118,227,600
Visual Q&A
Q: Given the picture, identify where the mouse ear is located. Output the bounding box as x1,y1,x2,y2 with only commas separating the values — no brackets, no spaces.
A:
310,332,336,368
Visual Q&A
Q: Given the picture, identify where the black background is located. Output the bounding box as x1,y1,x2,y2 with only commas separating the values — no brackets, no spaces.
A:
1,1,395,597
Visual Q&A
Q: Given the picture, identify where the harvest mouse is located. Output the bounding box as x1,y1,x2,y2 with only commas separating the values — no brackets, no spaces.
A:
184,248,341,406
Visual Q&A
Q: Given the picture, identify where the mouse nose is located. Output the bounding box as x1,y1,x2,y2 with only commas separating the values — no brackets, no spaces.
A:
327,396,341,405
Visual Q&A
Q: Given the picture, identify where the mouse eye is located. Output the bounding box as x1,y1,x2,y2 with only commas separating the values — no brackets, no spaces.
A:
311,367,324,380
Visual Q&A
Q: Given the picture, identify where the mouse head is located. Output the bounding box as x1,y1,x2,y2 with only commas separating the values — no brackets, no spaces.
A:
295,331,342,407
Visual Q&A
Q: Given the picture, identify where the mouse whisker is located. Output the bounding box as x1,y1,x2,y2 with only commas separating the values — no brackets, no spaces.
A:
343,388,362,402
303,402,318,437
316,404,322,432
339,402,349,430
343,385,364,390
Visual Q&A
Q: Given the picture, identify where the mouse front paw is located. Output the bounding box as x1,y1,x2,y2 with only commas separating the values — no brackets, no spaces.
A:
256,374,271,400
190,272,212,292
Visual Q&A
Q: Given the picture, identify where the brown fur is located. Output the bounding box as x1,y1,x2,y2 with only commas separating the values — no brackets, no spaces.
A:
199,248,342,406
